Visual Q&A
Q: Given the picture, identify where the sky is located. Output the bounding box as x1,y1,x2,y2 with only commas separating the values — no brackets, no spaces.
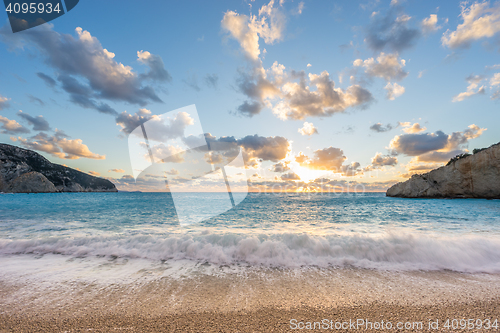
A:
0,0,499,192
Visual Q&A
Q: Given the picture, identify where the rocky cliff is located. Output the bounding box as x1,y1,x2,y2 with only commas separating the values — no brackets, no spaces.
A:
386,142,500,199
0,143,117,193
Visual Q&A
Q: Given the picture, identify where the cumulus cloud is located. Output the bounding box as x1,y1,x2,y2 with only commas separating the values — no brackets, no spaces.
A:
281,172,300,180
370,123,393,132
133,111,195,143
273,70,373,120
442,1,500,48
223,4,373,120
137,50,172,82
150,144,185,163
115,108,152,134
371,153,398,167
238,134,290,165
365,8,420,53
234,65,373,119
452,75,486,102
237,100,265,117
421,14,442,34
298,122,318,136
164,168,179,175
389,124,486,162
0,94,10,110
17,111,51,131
295,147,347,170
390,0,406,6
206,133,291,167
385,82,405,100
340,162,362,177
491,73,500,86
456,72,500,100
0,115,30,134
270,161,290,172
390,131,449,156
18,132,105,160
221,0,285,61
88,171,100,176
399,122,426,133
0,25,170,114
109,169,125,173
353,53,408,81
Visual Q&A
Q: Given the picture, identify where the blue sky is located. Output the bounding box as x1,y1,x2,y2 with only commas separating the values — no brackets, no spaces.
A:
0,0,499,192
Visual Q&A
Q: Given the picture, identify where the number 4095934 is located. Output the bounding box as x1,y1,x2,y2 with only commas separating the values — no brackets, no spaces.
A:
5,2,61,14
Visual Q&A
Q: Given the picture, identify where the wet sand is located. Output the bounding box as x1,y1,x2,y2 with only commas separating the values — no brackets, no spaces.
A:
1,265,500,332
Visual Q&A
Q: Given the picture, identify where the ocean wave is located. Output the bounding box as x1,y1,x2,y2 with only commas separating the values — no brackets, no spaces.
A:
1,233,500,272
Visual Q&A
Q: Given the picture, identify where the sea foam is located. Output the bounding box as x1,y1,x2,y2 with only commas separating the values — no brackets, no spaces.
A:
1,232,500,272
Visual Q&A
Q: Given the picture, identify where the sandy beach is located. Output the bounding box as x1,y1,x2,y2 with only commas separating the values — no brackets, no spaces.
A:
2,300,499,332
1,262,500,332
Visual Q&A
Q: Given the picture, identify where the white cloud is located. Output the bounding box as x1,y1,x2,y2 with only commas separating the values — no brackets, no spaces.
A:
370,123,393,133
298,122,319,136
353,53,408,81
221,0,285,61
452,86,485,102
442,1,500,48
0,25,171,114
389,124,486,162
19,132,105,160
365,8,420,53
390,0,406,6
295,1,305,15
385,82,405,100
421,14,441,34
223,2,373,120
371,153,398,167
295,147,347,171
272,71,373,120
115,108,152,134
491,73,500,86
400,122,426,133
0,115,30,134
0,95,10,110
150,144,185,163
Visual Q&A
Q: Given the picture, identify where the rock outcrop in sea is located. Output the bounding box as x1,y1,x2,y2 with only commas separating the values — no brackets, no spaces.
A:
387,142,500,199
0,143,117,193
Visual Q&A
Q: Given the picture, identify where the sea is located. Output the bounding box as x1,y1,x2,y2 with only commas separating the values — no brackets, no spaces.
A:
1,192,500,276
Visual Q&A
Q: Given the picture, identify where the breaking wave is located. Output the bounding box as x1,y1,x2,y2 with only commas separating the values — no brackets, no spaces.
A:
1,233,500,272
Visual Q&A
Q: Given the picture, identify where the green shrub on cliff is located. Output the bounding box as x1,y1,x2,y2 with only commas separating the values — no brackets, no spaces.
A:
446,153,471,166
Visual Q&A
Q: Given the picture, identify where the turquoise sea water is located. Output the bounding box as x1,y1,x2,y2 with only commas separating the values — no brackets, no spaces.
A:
1,192,500,272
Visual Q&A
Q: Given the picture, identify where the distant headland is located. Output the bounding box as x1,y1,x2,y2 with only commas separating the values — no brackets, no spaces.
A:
387,142,500,199
0,143,117,193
